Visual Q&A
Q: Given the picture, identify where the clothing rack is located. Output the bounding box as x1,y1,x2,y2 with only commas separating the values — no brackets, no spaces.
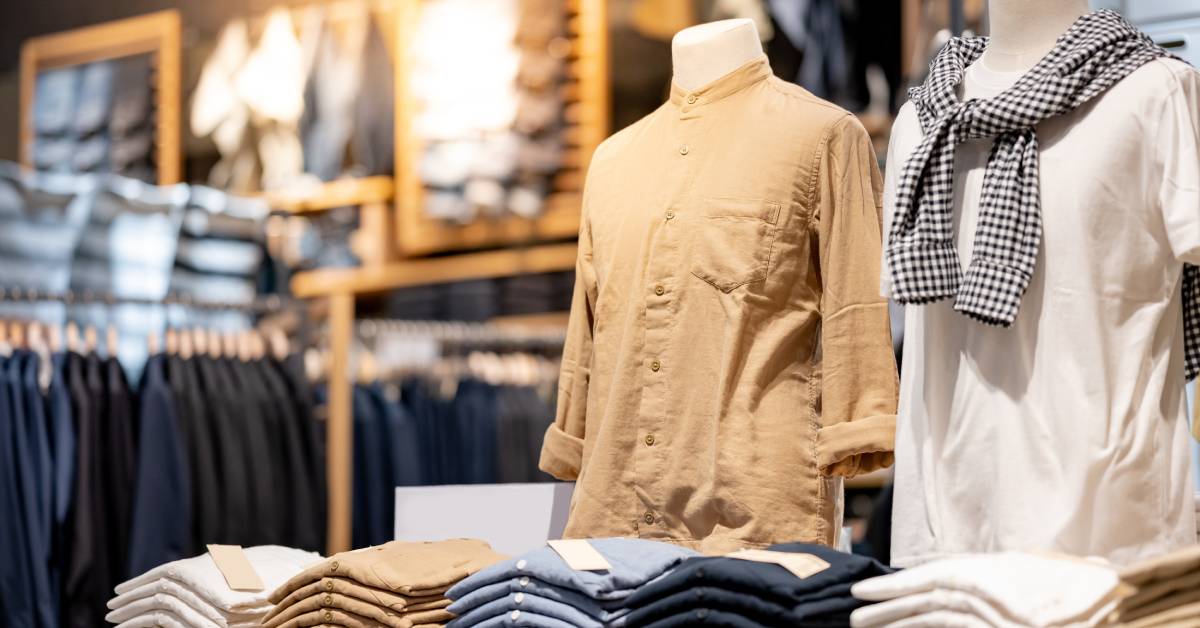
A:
0,286,290,314
357,318,567,347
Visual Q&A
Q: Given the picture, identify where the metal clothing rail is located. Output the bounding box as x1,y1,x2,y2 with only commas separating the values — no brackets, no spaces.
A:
0,285,290,314
357,318,568,346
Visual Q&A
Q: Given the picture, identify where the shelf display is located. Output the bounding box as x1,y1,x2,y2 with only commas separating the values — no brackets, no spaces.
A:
19,11,182,185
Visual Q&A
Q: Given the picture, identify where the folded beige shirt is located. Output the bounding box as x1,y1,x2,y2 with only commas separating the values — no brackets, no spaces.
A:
270,540,505,603
1122,600,1200,628
264,592,453,628
264,577,448,622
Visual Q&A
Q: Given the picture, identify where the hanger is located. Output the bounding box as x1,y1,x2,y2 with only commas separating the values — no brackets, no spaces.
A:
165,328,179,355
222,331,238,359
83,325,98,354
105,325,119,358
179,327,195,359
193,328,208,356
48,322,63,354
147,330,161,356
11,320,27,350
66,321,80,354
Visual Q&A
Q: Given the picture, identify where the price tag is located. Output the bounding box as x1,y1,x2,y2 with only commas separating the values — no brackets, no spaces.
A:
206,545,265,591
548,539,612,571
727,549,830,579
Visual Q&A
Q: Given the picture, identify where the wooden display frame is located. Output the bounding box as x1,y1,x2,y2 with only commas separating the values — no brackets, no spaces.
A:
19,10,183,186
393,0,609,256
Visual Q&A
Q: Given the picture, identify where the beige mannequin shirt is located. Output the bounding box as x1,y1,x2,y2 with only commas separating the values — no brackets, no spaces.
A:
539,57,898,552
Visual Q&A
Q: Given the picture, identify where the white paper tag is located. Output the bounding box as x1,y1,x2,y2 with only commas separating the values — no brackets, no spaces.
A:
548,539,612,571
726,549,830,579
206,545,265,591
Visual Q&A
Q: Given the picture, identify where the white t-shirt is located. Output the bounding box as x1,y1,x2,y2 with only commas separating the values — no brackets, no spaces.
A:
882,57,1200,567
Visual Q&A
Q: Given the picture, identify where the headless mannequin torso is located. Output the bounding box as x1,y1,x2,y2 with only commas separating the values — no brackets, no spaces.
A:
980,0,1089,73
671,18,763,91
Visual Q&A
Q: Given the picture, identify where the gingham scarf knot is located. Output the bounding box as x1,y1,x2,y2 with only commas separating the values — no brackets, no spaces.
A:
887,10,1200,379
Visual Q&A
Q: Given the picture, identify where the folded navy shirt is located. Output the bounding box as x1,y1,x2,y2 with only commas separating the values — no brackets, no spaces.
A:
447,538,699,603
623,543,893,620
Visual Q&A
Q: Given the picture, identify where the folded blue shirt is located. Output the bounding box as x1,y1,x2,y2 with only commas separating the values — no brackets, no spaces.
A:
446,538,699,602
448,591,602,628
467,609,577,628
448,576,630,622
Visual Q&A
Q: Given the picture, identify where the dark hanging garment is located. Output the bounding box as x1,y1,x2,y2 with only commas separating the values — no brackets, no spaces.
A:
169,354,220,552
257,358,316,549
18,352,57,628
215,357,273,546
232,358,286,544
101,356,136,590
195,356,250,545
63,352,108,628
46,353,77,600
277,354,326,549
0,355,35,626
127,355,192,576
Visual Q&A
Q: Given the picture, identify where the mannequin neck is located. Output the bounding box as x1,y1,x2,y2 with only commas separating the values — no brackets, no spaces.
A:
982,0,1090,73
671,19,763,92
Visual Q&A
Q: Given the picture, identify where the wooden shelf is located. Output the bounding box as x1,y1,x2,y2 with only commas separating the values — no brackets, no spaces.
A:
290,242,577,299
490,311,571,329
264,176,395,214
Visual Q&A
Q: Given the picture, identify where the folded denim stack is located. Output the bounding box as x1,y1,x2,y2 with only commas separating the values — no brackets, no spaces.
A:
106,545,322,628
618,543,891,628
265,539,507,628
850,553,1125,628
445,538,699,628
1106,545,1200,627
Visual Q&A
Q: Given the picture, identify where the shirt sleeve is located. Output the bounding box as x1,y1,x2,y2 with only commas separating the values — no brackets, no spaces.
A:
813,114,900,478
538,203,599,480
1158,63,1200,266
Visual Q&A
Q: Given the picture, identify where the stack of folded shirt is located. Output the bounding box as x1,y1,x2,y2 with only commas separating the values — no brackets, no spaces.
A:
849,552,1126,627
445,538,698,627
107,545,323,627
618,543,892,627
1105,545,1200,627
264,539,506,627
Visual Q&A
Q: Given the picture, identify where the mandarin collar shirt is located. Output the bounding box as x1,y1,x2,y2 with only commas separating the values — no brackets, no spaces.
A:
538,57,898,552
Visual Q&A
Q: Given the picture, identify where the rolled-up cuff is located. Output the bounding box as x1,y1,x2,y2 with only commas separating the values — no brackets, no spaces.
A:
538,423,584,480
816,413,896,478
886,242,962,304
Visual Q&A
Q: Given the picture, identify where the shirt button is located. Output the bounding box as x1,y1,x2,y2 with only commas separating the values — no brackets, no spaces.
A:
687,94,697,104
325,580,334,591
650,360,661,372
322,594,332,606
696,589,706,598
515,592,525,604
645,433,656,446
330,561,339,571
697,609,709,619
519,576,530,587
643,511,655,525
679,144,690,155
323,610,333,622
695,568,705,578
654,285,665,296
665,209,675,220
510,610,522,620
516,559,527,570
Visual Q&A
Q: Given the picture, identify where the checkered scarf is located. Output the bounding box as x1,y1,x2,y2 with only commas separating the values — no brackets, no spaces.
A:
887,10,1200,380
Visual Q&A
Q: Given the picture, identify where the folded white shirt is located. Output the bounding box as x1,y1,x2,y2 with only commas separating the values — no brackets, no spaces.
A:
851,553,1122,627
108,578,267,626
107,593,223,628
114,608,188,628
885,609,994,628
114,546,322,613
853,588,1049,628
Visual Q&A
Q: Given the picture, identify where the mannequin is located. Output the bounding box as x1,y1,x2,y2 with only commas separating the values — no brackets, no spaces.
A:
980,0,1089,72
670,18,763,91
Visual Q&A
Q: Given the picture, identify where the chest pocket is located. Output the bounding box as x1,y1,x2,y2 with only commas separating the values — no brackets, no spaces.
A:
690,197,782,292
